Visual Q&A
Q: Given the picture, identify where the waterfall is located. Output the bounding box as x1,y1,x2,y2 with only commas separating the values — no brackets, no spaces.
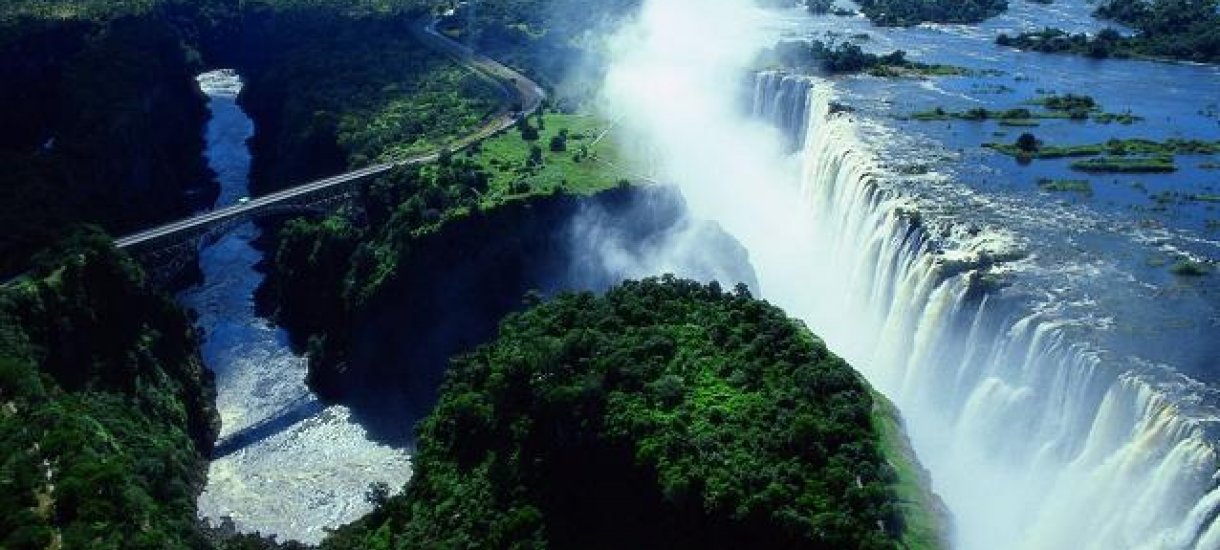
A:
753,73,1220,549
752,71,812,151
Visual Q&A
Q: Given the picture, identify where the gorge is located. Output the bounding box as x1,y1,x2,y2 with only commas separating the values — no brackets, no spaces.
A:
3,0,1219,548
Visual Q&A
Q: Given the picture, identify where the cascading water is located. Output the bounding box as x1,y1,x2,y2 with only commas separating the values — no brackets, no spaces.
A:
181,70,412,544
752,71,811,151
753,73,1220,549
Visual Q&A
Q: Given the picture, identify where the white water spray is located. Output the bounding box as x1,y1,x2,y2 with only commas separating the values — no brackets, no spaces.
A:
600,1,1220,548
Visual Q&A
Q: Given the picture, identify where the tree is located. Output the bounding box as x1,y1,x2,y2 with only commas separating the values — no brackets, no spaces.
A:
549,129,568,152
518,118,539,141
1016,132,1040,152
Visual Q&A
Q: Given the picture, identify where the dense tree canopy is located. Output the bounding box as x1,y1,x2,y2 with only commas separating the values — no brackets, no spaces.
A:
855,0,1008,26
0,4,223,275
996,0,1220,62
0,230,218,549
322,277,941,549
235,5,501,195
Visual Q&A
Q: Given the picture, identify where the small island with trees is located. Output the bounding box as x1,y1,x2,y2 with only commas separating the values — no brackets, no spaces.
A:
995,0,1220,63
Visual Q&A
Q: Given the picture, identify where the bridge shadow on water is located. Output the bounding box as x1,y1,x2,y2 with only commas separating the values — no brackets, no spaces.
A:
211,394,328,459
209,388,421,460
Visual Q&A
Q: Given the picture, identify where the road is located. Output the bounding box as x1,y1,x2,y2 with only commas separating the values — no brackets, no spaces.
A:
115,17,544,250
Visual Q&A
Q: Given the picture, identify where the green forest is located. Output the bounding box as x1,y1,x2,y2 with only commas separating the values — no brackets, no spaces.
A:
853,0,1008,26
996,0,1220,62
0,0,493,274
234,1,501,194
0,231,217,549
322,277,943,550
0,3,218,275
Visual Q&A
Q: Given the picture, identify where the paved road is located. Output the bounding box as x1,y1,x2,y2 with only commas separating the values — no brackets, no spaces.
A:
115,17,544,250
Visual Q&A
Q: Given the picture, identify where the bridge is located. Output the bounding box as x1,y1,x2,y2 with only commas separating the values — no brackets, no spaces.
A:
115,16,544,276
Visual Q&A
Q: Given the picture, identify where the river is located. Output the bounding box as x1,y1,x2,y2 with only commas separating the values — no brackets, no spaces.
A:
180,70,412,544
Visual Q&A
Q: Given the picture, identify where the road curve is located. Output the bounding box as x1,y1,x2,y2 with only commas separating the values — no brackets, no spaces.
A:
115,16,545,250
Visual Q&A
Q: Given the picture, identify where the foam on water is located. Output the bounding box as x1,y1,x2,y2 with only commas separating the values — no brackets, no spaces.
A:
759,74,1220,549
183,70,411,544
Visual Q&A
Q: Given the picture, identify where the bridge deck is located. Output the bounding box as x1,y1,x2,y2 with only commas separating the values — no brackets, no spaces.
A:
115,17,544,251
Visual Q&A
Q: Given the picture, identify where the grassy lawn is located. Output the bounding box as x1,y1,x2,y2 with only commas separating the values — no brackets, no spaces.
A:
464,110,641,207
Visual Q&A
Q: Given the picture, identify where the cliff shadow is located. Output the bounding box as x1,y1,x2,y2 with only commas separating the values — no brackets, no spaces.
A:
337,185,758,444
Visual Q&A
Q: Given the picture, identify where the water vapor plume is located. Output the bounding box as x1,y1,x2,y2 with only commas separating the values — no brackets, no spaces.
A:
599,0,833,312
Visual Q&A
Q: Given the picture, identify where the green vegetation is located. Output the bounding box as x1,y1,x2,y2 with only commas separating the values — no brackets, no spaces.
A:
1170,259,1211,277
264,163,496,381
1071,156,1178,173
761,40,971,77
996,27,1131,59
855,0,1008,26
1037,178,1093,196
439,0,639,108
238,8,501,194
0,230,218,549
0,2,228,275
871,392,947,550
909,94,1142,125
997,0,1220,63
1029,93,1095,112
988,137,1219,158
1093,0,1220,62
472,110,635,201
321,277,945,549
985,135,1219,171
262,119,631,394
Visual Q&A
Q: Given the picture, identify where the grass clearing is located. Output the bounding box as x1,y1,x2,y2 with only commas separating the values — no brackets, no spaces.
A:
467,110,640,206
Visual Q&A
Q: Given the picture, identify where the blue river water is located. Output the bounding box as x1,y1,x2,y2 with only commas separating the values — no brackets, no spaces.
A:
764,1,1220,382
181,70,412,544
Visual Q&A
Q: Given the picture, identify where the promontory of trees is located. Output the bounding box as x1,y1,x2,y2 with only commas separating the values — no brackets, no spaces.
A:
322,276,947,549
